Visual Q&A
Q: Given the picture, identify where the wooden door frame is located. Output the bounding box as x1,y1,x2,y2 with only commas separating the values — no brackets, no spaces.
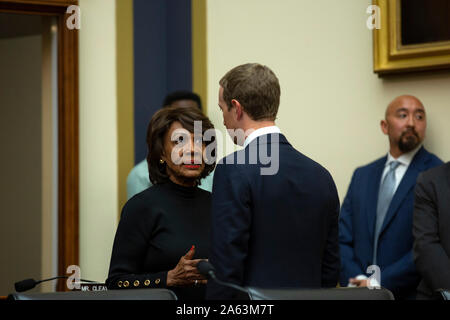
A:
0,0,79,291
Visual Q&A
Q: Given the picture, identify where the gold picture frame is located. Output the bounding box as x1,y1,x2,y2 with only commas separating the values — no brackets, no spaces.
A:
373,0,450,75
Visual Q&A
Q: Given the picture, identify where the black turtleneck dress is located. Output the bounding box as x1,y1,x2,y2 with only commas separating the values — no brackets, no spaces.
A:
106,180,211,300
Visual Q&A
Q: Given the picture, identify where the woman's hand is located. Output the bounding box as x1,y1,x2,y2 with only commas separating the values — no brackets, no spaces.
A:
166,245,208,287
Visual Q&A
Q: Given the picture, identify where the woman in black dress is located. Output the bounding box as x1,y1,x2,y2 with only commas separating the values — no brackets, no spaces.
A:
106,105,216,300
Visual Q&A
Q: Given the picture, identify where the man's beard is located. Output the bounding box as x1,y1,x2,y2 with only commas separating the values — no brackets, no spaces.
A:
398,129,420,153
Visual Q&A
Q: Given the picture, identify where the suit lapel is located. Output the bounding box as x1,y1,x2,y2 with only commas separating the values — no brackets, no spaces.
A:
366,157,386,242
379,147,428,236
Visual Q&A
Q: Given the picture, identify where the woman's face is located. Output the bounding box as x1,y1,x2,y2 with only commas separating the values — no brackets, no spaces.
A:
161,121,206,186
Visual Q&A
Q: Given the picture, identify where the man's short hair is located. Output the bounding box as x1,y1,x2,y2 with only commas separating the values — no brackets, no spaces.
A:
162,90,202,110
219,63,280,121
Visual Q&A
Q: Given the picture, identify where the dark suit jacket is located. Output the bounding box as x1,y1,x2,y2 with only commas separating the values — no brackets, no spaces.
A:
413,162,450,297
339,146,442,299
206,133,340,299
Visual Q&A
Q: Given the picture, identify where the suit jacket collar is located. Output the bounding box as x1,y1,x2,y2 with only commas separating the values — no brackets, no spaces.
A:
366,146,431,241
386,144,422,168
377,146,430,237
245,132,291,147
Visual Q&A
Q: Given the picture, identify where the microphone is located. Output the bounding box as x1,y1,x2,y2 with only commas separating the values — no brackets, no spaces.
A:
15,276,96,292
197,261,266,300
197,260,216,279
15,278,39,292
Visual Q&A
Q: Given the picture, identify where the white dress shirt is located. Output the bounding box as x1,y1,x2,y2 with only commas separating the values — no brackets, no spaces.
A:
380,144,422,192
243,126,281,148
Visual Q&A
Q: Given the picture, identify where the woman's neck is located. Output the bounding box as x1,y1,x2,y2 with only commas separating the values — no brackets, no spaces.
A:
168,175,197,187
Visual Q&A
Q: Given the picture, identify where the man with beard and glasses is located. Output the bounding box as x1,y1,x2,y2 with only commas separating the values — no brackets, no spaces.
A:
339,95,443,300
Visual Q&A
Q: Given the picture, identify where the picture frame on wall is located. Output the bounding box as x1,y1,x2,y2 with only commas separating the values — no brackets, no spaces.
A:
373,0,450,75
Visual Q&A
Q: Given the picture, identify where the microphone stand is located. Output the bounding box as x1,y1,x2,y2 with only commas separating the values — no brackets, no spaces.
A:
15,276,97,292
208,271,269,300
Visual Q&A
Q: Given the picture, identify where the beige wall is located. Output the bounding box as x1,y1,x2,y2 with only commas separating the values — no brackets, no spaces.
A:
79,0,118,283
206,0,450,200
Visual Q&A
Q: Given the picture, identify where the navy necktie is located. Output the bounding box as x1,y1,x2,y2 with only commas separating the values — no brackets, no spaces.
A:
373,160,401,264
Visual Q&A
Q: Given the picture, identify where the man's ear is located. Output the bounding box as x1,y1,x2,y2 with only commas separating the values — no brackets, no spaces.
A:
380,119,388,135
231,99,243,120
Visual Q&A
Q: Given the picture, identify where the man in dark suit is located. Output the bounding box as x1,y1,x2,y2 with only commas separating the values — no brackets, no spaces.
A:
339,95,442,299
413,162,450,299
206,63,340,299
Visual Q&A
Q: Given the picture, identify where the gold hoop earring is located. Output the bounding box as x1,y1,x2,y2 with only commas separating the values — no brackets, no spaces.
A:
159,159,165,164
